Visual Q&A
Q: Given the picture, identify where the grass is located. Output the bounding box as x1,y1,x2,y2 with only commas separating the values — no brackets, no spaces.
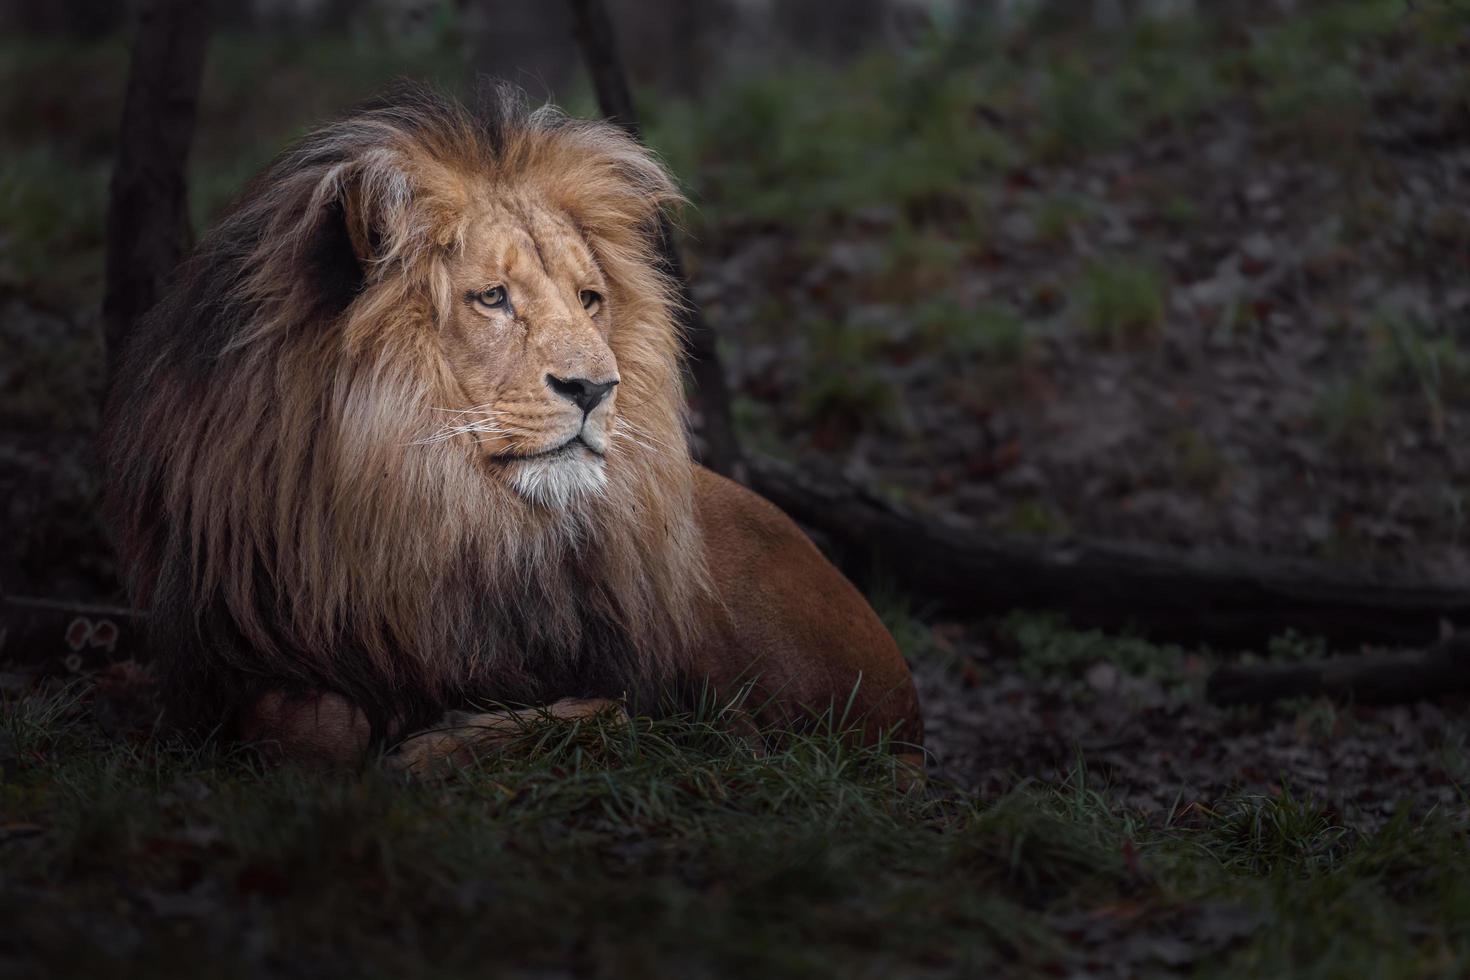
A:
6,667,1470,978
1170,426,1230,492
916,299,1031,362
0,148,110,294
1309,310,1467,453
1033,194,1089,245
1002,499,1072,539
1369,311,1470,439
650,51,1015,229
1000,611,1197,687
1031,60,1131,163
1314,376,1388,454
794,317,903,435
1081,257,1167,347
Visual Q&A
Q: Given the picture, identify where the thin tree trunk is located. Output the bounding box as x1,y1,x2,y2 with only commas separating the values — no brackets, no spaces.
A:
566,0,745,479
102,0,210,379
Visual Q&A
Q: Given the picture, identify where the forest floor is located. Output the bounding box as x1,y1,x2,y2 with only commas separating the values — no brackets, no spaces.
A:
5,619,1470,979
671,1,1470,584
4,1,1470,976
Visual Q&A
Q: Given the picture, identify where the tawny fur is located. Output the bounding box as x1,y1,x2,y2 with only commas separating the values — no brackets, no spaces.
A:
102,83,922,760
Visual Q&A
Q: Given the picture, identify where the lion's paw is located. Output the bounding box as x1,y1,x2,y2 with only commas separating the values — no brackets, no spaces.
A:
384,698,629,777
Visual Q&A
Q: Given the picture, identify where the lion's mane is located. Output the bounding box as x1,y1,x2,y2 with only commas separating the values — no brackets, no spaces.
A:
103,84,709,738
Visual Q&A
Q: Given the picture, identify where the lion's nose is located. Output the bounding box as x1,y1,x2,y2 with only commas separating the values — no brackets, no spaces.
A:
546,374,618,414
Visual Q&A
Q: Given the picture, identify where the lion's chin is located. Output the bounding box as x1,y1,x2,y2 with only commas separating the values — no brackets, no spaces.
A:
506,449,608,509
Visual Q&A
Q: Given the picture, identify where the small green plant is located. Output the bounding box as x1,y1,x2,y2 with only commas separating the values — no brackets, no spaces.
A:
1171,426,1229,492
800,373,900,432
867,586,949,666
1000,611,1195,685
1034,195,1087,245
1004,499,1071,538
1369,311,1469,439
1266,630,1329,663
878,224,968,301
0,148,110,297
1032,61,1130,163
917,299,1030,362
1313,376,1386,453
1081,258,1166,346
796,318,900,432
1117,16,1227,128
1159,193,1200,229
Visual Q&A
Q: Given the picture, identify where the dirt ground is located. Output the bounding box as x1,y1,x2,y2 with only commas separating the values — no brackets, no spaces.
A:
909,620,1470,834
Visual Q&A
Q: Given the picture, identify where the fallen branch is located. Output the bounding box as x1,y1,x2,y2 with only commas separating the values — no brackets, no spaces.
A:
1207,635,1470,706
745,455,1470,648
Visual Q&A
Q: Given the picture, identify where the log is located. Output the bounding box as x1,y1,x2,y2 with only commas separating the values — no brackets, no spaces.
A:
745,455,1470,647
102,0,211,379
1207,636,1470,706
565,0,745,480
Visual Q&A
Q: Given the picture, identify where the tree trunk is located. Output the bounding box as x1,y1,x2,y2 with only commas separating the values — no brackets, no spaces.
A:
565,0,745,479
102,0,210,380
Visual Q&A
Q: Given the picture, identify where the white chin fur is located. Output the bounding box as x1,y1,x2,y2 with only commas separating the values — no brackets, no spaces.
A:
508,451,608,509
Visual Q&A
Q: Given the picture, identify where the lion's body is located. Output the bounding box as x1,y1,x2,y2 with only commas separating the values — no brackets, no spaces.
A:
689,468,920,742
102,85,920,765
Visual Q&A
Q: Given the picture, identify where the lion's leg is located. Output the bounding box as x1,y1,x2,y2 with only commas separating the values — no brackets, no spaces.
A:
239,691,373,768
386,698,628,776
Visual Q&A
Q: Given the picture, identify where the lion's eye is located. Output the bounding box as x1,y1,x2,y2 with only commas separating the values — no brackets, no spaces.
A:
579,289,602,314
473,285,508,312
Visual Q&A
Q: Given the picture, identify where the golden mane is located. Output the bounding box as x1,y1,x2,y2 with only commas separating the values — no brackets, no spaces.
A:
103,83,709,738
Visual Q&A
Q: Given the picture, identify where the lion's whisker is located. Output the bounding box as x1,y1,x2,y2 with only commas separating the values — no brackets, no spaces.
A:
411,418,511,446
611,429,656,454
612,418,676,454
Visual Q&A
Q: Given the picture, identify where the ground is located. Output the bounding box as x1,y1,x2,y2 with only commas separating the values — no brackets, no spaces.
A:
4,1,1470,977
5,621,1470,978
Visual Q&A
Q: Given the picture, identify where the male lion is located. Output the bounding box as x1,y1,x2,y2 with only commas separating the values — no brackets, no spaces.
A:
102,84,921,769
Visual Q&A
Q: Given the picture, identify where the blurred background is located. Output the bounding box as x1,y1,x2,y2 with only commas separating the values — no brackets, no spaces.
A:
2,0,1468,603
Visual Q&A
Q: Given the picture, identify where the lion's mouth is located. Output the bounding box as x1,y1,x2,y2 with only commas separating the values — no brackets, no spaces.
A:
497,435,603,464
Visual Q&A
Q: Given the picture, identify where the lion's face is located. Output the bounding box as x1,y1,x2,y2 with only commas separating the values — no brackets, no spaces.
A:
436,196,620,508
104,87,713,735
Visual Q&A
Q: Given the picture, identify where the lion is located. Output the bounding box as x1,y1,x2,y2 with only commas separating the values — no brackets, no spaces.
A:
101,83,922,771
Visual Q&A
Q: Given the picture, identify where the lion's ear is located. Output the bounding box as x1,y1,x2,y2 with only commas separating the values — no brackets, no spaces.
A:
294,170,389,317
339,176,382,267
335,154,466,268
